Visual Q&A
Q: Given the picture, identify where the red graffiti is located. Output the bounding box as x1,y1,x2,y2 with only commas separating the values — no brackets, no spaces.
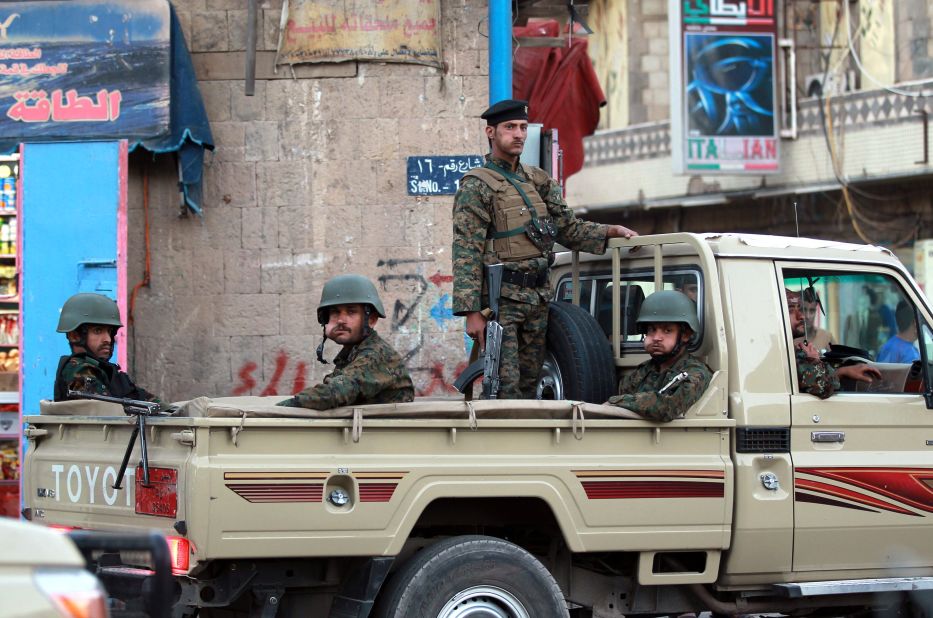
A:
260,351,288,396
428,272,453,287
233,350,308,396
293,361,308,393
416,361,467,396
232,361,258,395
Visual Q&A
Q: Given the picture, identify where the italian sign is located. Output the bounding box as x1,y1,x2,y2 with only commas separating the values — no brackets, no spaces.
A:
0,0,170,144
277,0,442,67
407,155,482,196
669,0,779,174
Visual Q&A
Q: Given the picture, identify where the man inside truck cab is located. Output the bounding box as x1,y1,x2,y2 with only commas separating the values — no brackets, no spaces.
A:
54,293,159,402
786,288,881,398
605,290,712,421
276,274,414,410
798,286,834,353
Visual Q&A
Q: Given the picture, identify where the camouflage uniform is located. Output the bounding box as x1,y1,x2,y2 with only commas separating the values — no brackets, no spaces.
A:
795,348,839,399
53,353,159,402
606,354,712,422
452,154,609,399
279,330,414,410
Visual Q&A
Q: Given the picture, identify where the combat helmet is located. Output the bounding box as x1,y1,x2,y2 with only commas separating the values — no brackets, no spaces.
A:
636,290,700,334
317,274,386,325
57,293,123,333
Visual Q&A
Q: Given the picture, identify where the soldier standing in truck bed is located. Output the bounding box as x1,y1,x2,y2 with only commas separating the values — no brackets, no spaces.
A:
452,99,638,399
277,274,414,410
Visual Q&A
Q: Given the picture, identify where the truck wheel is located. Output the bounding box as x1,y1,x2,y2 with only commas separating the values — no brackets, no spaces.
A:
372,535,569,618
537,300,616,404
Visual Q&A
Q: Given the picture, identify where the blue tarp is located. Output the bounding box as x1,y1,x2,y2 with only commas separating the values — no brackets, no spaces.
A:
133,5,213,214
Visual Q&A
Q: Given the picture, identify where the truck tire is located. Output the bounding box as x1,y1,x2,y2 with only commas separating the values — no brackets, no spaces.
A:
372,535,569,618
537,300,616,403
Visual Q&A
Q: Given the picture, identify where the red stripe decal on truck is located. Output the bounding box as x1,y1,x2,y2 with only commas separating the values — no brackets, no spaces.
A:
580,480,724,500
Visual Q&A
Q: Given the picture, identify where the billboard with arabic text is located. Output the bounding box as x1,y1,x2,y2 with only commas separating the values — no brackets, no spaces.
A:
277,0,441,67
0,0,169,145
669,0,780,174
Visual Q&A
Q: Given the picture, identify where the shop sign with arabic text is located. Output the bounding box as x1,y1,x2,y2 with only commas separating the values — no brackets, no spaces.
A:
0,0,169,143
277,0,441,67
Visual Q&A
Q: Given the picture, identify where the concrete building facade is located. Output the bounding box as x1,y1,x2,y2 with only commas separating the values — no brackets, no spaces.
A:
571,0,933,261
126,0,489,401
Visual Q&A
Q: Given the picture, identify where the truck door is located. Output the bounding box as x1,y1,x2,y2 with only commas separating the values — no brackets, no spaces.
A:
779,263,933,573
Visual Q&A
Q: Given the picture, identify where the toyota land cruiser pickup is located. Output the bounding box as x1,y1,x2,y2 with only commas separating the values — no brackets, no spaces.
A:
21,233,933,618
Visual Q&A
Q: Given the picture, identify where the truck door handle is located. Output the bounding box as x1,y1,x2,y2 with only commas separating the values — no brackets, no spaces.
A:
811,431,845,443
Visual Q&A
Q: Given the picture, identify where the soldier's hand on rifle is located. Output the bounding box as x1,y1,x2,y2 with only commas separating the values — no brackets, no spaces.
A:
607,225,638,239
465,311,488,349
794,339,820,362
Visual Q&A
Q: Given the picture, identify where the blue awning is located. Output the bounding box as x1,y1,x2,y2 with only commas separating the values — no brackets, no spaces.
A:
132,5,213,214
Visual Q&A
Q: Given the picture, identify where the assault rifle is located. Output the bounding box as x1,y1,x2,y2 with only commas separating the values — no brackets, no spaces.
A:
454,263,504,399
67,390,166,488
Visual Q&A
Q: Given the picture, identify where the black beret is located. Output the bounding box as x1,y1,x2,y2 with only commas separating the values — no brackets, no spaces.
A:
481,99,529,125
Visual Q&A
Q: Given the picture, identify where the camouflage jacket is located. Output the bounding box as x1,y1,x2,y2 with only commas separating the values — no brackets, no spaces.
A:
279,331,414,410
795,348,839,399
606,353,712,422
53,353,159,403
452,154,609,313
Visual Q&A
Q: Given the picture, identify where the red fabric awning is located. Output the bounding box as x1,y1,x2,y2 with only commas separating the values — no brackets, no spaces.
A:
513,20,606,178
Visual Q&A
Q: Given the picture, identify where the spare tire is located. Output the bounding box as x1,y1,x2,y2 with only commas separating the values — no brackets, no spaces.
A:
537,301,616,403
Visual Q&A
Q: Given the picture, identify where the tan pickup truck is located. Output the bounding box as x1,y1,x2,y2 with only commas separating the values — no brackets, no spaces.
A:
21,234,933,618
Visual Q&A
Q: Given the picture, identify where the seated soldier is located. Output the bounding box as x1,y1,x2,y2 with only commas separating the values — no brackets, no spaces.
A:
54,293,159,402
605,290,712,422
277,274,414,409
877,300,920,363
787,289,881,398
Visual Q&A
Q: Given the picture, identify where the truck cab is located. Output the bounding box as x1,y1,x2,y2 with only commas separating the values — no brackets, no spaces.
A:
550,233,933,586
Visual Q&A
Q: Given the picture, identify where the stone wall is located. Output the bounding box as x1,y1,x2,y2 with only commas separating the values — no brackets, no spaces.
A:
626,0,668,124
126,0,489,400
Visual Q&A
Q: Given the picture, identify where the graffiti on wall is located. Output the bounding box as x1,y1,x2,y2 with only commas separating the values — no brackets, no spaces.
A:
230,256,463,397
375,256,461,396
233,350,308,396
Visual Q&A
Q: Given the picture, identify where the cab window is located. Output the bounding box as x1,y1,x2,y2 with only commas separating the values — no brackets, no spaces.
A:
556,268,703,350
783,269,927,394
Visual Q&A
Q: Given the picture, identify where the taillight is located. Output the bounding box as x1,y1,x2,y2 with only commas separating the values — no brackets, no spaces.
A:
35,568,109,618
165,535,191,575
48,524,78,534
135,466,177,518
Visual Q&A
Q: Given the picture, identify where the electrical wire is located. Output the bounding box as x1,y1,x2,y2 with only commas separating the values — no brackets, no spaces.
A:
807,1,922,247
842,0,933,98
823,91,919,247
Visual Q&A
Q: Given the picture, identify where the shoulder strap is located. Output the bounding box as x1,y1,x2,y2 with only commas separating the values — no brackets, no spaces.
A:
462,167,508,190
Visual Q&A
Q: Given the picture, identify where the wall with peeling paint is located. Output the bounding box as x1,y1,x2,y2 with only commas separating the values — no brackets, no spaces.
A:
124,0,488,401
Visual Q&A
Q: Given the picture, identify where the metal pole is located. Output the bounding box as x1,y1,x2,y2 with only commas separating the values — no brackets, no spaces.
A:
488,0,512,104
245,0,258,96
